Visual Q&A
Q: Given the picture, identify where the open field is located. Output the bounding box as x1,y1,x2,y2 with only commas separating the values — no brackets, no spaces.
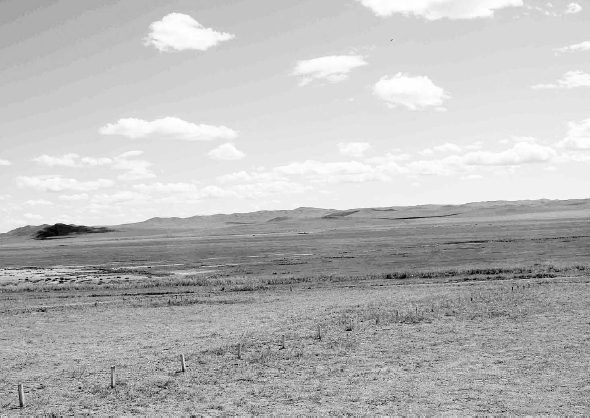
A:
1,201,590,414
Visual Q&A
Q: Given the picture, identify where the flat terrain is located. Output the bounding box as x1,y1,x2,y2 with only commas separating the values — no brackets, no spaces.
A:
0,200,589,414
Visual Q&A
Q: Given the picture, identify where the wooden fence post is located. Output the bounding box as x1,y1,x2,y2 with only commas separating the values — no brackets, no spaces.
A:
18,384,25,408
280,334,286,349
180,354,186,372
317,325,322,340
237,343,242,359
110,366,116,388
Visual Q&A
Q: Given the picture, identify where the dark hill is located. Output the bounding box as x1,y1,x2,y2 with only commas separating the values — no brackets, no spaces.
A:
34,223,114,240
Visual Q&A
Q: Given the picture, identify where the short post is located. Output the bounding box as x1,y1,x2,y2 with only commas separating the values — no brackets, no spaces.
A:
237,343,242,359
280,334,286,349
110,365,116,388
180,354,186,372
317,325,322,340
18,383,25,408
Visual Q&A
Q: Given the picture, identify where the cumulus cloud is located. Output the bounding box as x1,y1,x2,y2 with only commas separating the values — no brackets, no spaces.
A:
207,143,246,160
0,158,12,166
100,117,237,141
291,55,367,86
556,118,590,150
144,13,235,52
357,0,523,20
565,2,582,14
16,176,114,192
461,142,556,166
0,194,11,200
532,70,590,89
554,41,590,54
338,142,372,158
373,73,450,110
32,151,155,180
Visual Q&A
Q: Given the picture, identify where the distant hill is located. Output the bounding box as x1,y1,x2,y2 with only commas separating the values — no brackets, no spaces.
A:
2,198,589,239
120,198,590,230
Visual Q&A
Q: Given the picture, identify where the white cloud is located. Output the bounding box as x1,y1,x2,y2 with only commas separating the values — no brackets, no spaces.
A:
0,194,11,200
112,153,155,181
23,213,44,221
420,143,462,155
373,73,450,110
100,117,237,141
461,142,556,166
0,158,12,166
357,0,523,20
291,55,367,86
532,70,590,89
58,194,89,201
32,151,155,180
556,118,590,150
207,143,246,160
554,41,590,54
144,13,235,52
133,182,199,193
565,2,582,14
217,170,284,183
338,142,372,158
33,153,112,167
274,160,391,183
24,199,53,206
16,176,114,192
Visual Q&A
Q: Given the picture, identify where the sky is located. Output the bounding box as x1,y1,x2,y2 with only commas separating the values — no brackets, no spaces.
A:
0,0,589,232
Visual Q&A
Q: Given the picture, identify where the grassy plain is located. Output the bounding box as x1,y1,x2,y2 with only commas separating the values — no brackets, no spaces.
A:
1,204,589,414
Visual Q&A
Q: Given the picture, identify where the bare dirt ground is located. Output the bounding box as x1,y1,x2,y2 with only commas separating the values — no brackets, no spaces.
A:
0,214,589,414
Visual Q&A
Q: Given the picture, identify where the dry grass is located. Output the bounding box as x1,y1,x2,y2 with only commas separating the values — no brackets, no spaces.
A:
1,274,589,415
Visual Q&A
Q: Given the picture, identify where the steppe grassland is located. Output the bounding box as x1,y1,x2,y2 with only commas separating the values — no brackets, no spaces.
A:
1,214,589,414
1,271,589,415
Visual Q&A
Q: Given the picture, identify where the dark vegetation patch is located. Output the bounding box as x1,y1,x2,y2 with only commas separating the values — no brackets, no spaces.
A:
323,209,360,219
34,223,114,240
378,213,460,220
266,217,290,222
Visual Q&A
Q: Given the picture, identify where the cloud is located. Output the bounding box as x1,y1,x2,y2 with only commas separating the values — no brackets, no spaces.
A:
0,158,12,166
207,143,246,160
274,160,392,183
532,70,590,89
420,143,462,155
556,118,590,150
461,142,556,166
291,55,367,86
32,151,155,180
565,2,582,14
554,41,590,54
133,182,199,193
144,13,235,52
24,199,53,206
338,142,372,158
100,117,237,141
373,73,450,110
217,170,284,183
33,153,112,167
0,194,11,200
16,176,114,192
23,213,44,221
357,0,523,20
58,194,90,201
